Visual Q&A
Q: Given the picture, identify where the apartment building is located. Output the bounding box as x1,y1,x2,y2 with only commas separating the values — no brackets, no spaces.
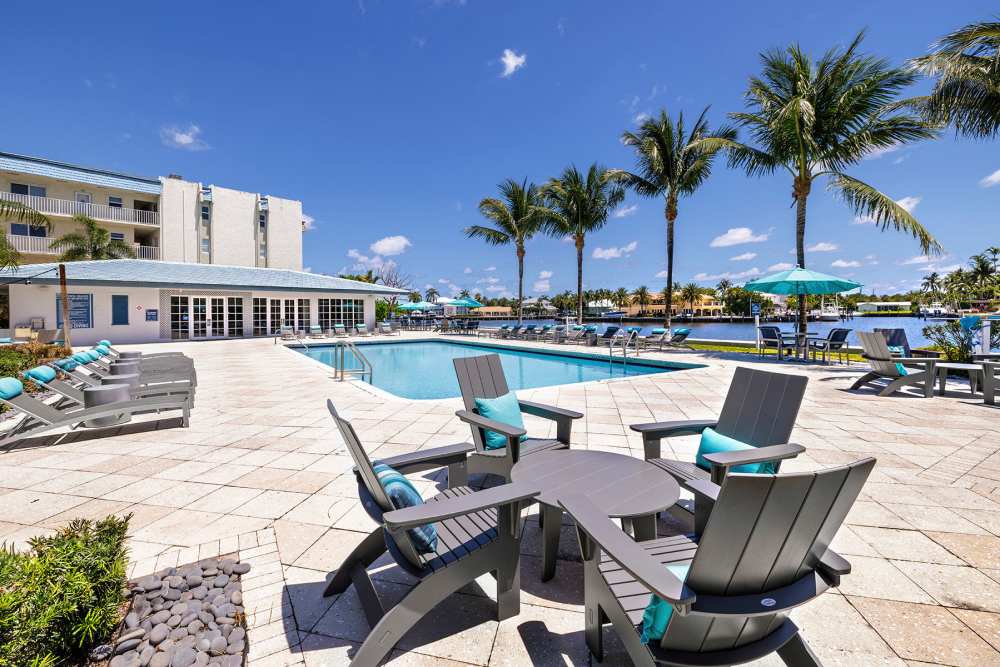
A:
0,151,302,269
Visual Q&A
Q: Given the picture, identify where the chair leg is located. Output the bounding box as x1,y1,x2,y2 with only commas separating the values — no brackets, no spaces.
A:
496,536,521,621
850,372,879,391
323,528,386,597
584,598,604,662
776,631,822,667
541,504,562,582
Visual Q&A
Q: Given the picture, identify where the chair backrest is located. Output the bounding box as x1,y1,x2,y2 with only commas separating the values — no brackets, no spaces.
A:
858,331,902,377
661,457,875,652
453,354,511,451
758,326,781,342
3,390,65,425
874,328,911,357
326,400,426,569
671,329,690,342
828,327,851,345
715,367,808,449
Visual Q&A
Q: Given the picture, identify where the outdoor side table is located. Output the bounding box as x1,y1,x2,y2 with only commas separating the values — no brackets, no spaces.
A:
936,362,984,396
82,383,131,428
511,449,680,582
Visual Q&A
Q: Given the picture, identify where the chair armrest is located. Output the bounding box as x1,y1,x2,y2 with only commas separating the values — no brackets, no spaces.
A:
701,443,806,468
686,478,720,503
817,549,851,577
911,349,942,358
374,442,475,474
455,410,526,439
518,400,583,421
631,419,718,460
383,481,540,530
893,357,937,365
559,492,696,608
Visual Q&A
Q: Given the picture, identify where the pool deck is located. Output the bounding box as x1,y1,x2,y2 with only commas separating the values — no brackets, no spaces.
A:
1,332,999,665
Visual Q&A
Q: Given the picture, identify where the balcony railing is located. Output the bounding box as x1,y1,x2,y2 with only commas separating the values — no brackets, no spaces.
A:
7,234,159,260
0,191,159,226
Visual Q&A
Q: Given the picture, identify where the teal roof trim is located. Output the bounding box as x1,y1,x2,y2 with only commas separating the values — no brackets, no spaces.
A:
0,152,162,195
5,259,407,295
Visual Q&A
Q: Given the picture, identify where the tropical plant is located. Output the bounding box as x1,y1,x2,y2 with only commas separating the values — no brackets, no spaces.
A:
715,278,733,313
0,198,51,270
709,32,941,335
539,164,626,321
425,287,439,303
631,285,651,315
616,108,735,329
921,271,942,294
922,320,1000,362
50,215,135,262
681,282,702,315
340,269,378,283
613,287,630,309
466,179,547,324
910,20,1000,139
407,291,422,303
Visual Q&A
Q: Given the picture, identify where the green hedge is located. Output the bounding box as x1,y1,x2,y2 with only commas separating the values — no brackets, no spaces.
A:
0,515,131,666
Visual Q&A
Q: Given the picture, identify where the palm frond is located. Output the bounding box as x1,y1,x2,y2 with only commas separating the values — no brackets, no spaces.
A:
463,224,511,247
0,199,51,228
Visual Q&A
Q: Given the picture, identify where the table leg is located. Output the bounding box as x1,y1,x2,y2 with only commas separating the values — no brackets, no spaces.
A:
541,504,562,582
631,514,657,542
938,367,947,396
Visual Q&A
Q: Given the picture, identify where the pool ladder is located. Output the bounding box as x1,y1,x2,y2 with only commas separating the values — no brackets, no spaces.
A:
608,330,639,365
333,340,374,383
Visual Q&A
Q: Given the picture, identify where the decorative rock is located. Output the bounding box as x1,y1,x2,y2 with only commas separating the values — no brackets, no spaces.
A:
228,591,242,606
196,637,211,652
221,655,242,667
215,616,235,626
232,562,250,575
150,653,171,667
186,573,202,587
180,612,197,626
212,574,229,588
90,643,114,661
165,575,184,588
156,638,175,654
152,610,171,624
139,646,155,666
220,623,232,638
168,627,188,641
225,640,244,655
163,588,181,601
208,636,227,656
149,624,170,645
125,612,140,629
110,653,137,667
220,559,236,574
202,567,218,577
166,615,181,628
198,611,213,625
228,627,245,643
116,638,142,654
119,627,146,643
171,647,196,667
187,620,204,635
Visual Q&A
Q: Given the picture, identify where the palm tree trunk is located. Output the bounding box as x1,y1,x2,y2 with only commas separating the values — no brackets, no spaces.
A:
575,235,585,323
665,206,676,330
516,244,525,325
794,178,810,337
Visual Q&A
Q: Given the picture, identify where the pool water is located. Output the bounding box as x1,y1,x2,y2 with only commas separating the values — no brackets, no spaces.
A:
297,340,684,399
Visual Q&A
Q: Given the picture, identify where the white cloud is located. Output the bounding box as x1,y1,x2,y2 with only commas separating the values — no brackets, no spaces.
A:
614,204,638,218
477,276,500,285
484,266,496,272
346,248,395,271
533,279,551,292
709,227,769,247
463,267,472,274
560,235,574,244
900,254,935,265
692,267,762,282
831,259,861,268
160,124,209,151
486,285,508,293
979,168,1000,188
633,112,651,124
592,241,638,260
411,35,427,48
807,242,838,252
370,235,411,256
854,195,921,224
730,252,757,261
302,214,316,231
538,270,553,279
499,49,526,78
438,278,450,284
655,270,669,278
556,17,566,36
863,144,901,160
768,262,794,272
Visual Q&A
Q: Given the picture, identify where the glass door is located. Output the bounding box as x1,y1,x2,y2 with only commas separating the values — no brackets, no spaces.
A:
170,296,189,339
192,297,208,338
210,298,226,337
227,297,243,337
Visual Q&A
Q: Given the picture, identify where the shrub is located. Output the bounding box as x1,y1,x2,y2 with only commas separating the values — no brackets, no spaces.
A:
922,321,1000,362
0,515,131,666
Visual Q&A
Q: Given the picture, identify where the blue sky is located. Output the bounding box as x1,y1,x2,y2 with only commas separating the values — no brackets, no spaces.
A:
4,1,997,298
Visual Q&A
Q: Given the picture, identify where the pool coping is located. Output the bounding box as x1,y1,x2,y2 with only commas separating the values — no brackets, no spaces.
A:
284,336,706,401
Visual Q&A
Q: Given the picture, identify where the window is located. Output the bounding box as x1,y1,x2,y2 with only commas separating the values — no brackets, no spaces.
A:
110,232,125,241
252,298,268,336
10,223,46,237
297,298,310,330
284,299,295,327
111,295,129,325
170,296,190,340
318,299,332,330
201,238,210,254
10,183,46,198
199,205,212,262
108,196,123,208
75,192,91,204
269,299,281,335
318,298,364,329
227,297,244,337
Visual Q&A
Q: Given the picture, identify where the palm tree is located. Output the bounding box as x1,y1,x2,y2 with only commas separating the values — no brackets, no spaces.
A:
0,198,51,270
709,32,940,335
408,291,422,303
921,271,942,294
910,20,1000,139
540,164,626,322
613,287,630,309
51,215,135,261
466,179,547,324
425,287,439,303
631,285,651,315
681,283,702,316
986,246,1000,272
616,108,735,329
969,253,994,300
458,288,471,298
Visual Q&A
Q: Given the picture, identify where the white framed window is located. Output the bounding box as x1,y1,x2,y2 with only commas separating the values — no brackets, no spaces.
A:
75,191,91,204
10,183,46,198
200,238,210,254
108,196,123,208
110,232,125,241
10,223,46,237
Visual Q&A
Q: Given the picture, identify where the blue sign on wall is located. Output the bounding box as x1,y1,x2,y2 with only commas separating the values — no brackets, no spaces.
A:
56,293,93,329
146,309,159,322
751,303,761,316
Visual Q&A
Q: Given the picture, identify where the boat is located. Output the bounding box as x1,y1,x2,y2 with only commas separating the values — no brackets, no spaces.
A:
810,296,841,321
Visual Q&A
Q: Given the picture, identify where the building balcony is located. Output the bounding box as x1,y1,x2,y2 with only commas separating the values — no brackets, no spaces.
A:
0,191,159,226
7,234,160,260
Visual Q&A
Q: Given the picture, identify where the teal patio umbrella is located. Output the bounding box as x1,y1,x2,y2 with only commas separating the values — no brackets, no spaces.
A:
745,267,861,296
398,301,437,311
450,297,484,308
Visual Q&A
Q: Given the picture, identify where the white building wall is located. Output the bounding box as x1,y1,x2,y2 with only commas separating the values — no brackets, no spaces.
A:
158,177,201,263
265,196,303,270
210,186,257,267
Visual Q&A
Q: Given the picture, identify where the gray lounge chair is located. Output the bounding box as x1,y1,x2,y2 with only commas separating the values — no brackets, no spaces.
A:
874,327,941,360
323,401,538,667
378,322,398,335
333,324,348,337
631,366,807,531
308,325,325,339
807,327,851,364
24,365,194,410
663,327,692,350
354,323,372,337
453,354,583,481
0,377,190,446
279,325,296,341
561,457,876,667
852,331,937,398
94,340,185,361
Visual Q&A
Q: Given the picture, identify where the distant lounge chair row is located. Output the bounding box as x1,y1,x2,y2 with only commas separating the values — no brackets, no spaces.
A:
281,322,400,341
326,359,873,666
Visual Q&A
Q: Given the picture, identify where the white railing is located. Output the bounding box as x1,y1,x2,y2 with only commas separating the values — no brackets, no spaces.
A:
0,191,159,226
6,234,159,260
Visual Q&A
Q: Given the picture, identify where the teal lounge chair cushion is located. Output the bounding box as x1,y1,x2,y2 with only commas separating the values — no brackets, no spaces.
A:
474,391,528,450
695,427,776,474
72,352,92,364
673,328,691,335
887,346,907,375
55,358,78,371
640,562,691,644
651,328,666,335
85,350,100,361
0,378,23,400
24,366,56,384
95,346,111,356
98,339,112,346
372,462,437,554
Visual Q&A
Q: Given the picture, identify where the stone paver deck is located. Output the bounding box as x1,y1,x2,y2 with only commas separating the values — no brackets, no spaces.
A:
1,333,998,666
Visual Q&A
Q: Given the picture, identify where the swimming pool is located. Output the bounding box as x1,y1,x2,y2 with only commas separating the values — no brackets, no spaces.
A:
295,340,696,399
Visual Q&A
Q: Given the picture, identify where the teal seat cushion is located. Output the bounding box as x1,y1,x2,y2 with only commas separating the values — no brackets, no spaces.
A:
695,427,776,474
55,358,79,371
24,366,56,384
98,339,112,347
94,346,111,356
372,462,437,554
886,346,907,375
72,352,92,364
0,378,23,400
673,328,691,335
640,562,691,644
84,350,100,361
474,391,528,450
650,328,666,335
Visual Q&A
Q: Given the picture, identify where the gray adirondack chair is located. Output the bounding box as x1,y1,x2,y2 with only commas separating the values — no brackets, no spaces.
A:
323,401,538,667
631,367,807,531
453,354,583,481
561,457,876,667
980,360,997,406
852,331,936,398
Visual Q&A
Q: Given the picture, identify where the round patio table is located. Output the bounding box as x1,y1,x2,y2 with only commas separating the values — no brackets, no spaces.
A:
935,362,984,396
511,449,680,582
